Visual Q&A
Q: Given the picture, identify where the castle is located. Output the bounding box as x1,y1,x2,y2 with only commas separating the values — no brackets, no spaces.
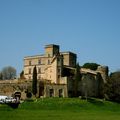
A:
24,44,76,97
0,44,108,99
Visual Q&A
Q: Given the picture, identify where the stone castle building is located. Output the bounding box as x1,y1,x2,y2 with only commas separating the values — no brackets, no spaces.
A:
23,44,108,98
23,44,77,97
24,44,76,81
0,44,108,99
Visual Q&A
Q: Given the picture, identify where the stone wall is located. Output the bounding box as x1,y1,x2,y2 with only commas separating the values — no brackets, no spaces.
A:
80,73,99,97
0,79,31,99
0,79,68,99
44,84,68,97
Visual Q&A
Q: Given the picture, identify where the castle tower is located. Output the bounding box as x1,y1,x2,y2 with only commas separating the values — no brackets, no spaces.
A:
97,66,109,83
45,44,60,57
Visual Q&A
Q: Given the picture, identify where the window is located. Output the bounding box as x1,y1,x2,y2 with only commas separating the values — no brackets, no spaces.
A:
58,75,60,79
59,89,63,97
29,68,31,74
38,59,41,65
29,76,31,80
38,68,41,74
38,76,41,80
48,60,50,65
49,89,54,97
29,61,31,65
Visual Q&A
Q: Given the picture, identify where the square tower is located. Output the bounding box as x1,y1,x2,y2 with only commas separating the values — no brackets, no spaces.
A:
45,44,60,57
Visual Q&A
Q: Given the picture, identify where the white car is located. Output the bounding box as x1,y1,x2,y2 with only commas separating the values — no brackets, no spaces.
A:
5,97,16,103
0,95,8,103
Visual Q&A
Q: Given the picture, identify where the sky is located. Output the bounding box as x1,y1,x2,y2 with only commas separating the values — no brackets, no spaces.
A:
0,0,120,74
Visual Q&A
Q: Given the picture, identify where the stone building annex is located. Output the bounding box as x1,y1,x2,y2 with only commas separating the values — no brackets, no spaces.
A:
0,44,108,99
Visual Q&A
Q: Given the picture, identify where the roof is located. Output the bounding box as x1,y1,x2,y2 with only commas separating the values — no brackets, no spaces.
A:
24,54,45,59
60,51,77,56
45,44,59,48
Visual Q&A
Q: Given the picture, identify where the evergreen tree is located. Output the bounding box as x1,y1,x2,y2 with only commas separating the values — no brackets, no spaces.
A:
97,73,104,98
32,66,37,97
0,72,3,80
20,70,25,79
74,63,81,97
105,71,120,102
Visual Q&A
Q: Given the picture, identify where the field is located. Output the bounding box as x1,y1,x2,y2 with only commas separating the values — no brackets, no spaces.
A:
0,98,120,120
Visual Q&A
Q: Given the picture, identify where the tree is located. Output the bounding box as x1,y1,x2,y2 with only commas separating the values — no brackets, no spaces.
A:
25,89,32,98
82,63,100,70
32,66,37,97
20,70,25,79
105,71,120,102
74,63,81,97
0,72,3,80
1,66,16,80
97,73,104,98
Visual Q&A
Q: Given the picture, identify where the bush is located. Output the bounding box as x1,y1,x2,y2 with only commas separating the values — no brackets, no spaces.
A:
82,63,100,70
26,92,32,98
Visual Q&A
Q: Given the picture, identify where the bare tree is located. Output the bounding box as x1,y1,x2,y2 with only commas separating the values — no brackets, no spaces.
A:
1,66,16,80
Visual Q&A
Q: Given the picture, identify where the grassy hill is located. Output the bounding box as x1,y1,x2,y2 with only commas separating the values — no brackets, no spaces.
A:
0,98,120,120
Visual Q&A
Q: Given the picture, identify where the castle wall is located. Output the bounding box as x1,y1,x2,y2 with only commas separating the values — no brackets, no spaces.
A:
0,81,31,99
44,84,68,97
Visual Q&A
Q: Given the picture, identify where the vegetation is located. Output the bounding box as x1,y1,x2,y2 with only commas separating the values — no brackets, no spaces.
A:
32,66,37,97
26,89,32,98
74,63,81,97
97,73,104,98
0,66,16,80
20,70,25,79
0,72,3,80
0,98,120,120
105,71,120,102
82,63,100,70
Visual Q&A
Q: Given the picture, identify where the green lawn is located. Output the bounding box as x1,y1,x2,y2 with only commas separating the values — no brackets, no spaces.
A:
0,98,120,120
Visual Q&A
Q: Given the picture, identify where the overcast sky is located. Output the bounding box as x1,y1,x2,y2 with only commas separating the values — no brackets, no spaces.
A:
0,0,120,74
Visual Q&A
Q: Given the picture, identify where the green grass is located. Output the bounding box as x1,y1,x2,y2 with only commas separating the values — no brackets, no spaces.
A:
0,98,120,120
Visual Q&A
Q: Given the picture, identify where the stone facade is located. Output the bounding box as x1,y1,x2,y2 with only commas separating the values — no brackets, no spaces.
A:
79,67,108,98
0,80,30,99
24,44,76,82
44,84,67,97
23,44,77,98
